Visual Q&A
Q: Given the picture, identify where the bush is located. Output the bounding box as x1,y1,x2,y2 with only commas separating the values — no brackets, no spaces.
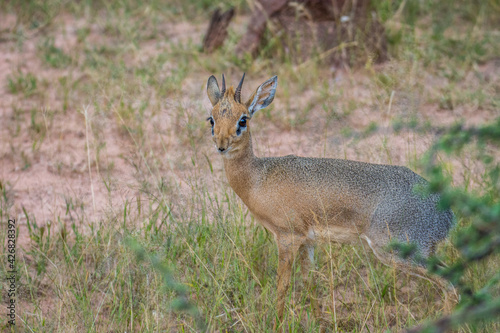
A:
406,117,500,332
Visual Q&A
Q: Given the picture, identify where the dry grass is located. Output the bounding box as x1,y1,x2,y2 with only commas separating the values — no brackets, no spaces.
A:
0,0,499,332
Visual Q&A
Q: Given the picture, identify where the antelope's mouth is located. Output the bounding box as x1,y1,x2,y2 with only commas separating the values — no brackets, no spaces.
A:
216,145,232,155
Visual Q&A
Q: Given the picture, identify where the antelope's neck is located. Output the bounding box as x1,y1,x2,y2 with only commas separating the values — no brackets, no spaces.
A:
222,135,258,203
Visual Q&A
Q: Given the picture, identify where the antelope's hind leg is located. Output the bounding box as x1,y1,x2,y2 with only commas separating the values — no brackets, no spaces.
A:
362,235,458,313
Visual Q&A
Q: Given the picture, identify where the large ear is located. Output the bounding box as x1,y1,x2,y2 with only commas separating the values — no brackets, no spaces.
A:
207,75,221,106
245,76,278,116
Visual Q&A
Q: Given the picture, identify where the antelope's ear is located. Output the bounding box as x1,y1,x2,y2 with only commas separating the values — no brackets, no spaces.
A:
207,75,221,106
245,76,277,116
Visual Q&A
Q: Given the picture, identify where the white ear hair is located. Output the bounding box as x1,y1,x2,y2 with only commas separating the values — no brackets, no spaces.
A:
248,76,278,116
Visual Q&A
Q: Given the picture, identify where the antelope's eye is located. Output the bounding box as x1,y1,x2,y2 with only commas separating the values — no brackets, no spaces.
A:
238,117,247,127
207,117,214,127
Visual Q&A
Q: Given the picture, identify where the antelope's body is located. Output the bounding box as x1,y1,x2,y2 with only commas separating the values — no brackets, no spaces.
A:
206,74,456,325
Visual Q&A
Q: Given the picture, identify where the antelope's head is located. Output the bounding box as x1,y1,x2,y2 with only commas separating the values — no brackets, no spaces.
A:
206,73,278,159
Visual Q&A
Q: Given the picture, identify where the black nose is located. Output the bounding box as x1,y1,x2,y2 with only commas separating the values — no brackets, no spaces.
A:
218,147,226,152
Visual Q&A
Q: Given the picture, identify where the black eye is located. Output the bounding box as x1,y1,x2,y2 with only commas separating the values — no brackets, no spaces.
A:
207,117,214,127
238,117,247,127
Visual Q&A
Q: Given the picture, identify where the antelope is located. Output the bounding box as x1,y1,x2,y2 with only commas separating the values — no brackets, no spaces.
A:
205,73,456,325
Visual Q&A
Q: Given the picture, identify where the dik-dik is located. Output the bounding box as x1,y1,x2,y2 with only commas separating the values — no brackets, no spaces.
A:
206,73,455,324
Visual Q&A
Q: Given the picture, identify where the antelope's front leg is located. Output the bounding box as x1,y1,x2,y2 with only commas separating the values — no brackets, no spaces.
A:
298,243,321,318
299,243,315,281
275,236,303,329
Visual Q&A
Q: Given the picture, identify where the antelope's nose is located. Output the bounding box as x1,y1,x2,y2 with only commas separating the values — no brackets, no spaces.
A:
218,147,226,153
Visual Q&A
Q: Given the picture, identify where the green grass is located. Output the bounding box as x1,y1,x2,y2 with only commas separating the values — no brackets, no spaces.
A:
7,71,38,96
38,38,72,68
8,192,462,332
1,0,499,332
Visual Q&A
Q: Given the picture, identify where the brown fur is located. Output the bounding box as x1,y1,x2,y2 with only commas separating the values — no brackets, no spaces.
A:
206,75,458,327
